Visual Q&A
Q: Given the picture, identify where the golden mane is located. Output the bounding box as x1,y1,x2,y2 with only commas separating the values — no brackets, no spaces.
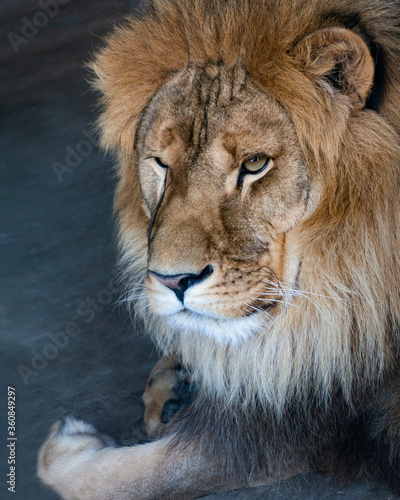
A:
90,0,400,411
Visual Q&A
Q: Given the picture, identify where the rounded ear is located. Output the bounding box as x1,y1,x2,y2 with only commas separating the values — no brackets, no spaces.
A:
292,27,374,108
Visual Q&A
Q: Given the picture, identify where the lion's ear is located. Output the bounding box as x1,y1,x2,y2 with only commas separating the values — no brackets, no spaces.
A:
292,28,374,108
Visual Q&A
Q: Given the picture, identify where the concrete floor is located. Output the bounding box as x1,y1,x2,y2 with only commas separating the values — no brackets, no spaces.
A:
0,1,397,499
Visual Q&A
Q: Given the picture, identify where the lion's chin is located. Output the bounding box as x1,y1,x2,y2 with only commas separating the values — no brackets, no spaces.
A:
162,309,266,344
146,289,277,343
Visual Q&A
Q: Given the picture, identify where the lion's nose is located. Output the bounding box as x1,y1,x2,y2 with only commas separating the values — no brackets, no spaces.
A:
148,265,213,303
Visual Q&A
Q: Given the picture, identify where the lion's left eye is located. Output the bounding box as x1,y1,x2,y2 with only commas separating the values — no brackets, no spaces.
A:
241,154,271,175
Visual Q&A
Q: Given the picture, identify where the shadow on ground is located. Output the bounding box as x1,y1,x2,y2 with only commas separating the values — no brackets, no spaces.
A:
0,1,395,499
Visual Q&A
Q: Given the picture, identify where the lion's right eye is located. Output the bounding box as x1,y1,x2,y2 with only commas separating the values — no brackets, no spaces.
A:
154,157,168,168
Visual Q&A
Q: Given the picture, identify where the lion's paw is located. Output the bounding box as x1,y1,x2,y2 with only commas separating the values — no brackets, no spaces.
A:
143,359,195,439
57,416,96,435
38,416,115,489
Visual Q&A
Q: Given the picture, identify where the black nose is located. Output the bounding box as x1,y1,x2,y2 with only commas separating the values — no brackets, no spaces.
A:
149,265,213,303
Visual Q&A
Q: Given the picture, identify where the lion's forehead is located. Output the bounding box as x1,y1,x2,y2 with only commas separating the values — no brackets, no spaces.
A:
138,63,293,159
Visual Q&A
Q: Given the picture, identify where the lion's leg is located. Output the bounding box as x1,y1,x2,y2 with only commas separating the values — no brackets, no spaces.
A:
143,356,195,439
38,416,244,500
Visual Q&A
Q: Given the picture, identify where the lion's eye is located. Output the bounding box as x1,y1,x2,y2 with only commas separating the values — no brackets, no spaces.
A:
154,157,168,168
241,154,270,175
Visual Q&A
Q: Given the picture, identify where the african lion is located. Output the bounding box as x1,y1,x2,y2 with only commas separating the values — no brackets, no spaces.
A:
38,0,400,498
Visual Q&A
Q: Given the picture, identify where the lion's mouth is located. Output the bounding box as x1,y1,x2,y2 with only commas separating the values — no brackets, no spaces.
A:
146,270,284,324
145,274,284,342
170,299,278,321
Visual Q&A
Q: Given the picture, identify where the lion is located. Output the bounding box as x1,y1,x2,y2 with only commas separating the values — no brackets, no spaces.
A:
38,0,400,498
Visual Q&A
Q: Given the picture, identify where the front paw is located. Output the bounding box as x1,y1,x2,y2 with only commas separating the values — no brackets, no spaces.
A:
143,360,195,439
38,417,115,495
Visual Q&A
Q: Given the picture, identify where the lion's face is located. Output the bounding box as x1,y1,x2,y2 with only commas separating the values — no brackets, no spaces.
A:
135,63,316,341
